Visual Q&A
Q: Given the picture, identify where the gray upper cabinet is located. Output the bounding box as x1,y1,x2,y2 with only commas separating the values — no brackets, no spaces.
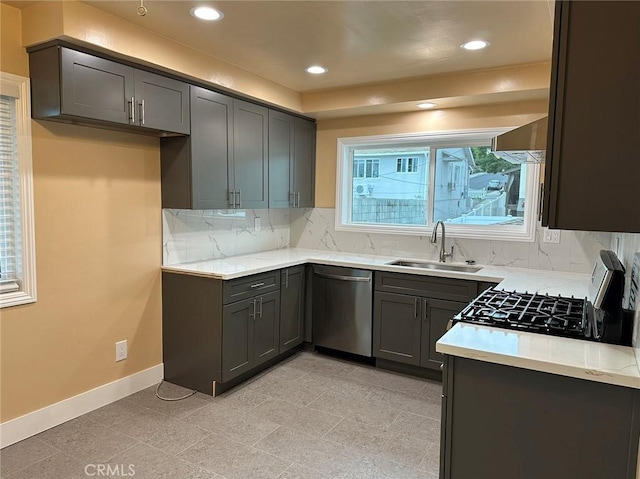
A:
543,0,640,232
233,100,269,209
161,86,233,209
29,45,190,135
59,48,134,125
268,112,316,208
134,70,190,135
268,110,295,208
162,89,278,210
292,117,316,208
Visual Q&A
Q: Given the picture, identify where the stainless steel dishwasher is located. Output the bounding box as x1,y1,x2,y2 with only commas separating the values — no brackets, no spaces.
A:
312,265,373,357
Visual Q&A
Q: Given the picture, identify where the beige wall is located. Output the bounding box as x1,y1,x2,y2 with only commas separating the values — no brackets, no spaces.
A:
0,3,162,422
20,0,302,112
314,99,549,207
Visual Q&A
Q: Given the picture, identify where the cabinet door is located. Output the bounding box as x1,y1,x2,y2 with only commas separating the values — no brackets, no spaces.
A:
253,290,280,366
268,110,295,208
134,70,190,134
190,86,234,210
544,1,640,232
421,299,466,370
222,299,254,382
292,118,316,208
373,292,421,366
280,266,305,352
60,48,134,124
233,100,269,209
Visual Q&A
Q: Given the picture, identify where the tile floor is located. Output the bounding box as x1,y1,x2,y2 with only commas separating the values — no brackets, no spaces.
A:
0,352,442,479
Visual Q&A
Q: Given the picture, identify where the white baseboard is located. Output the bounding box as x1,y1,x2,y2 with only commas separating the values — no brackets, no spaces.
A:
0,364,164,448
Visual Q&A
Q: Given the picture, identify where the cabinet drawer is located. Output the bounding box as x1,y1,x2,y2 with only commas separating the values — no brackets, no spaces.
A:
223,271,280,304
375,272,477,302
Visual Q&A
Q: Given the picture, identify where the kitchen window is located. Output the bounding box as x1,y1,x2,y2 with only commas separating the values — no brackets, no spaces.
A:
0,72,36,308
336,129,540,241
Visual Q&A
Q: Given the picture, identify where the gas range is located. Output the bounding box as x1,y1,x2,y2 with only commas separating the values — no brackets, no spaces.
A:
453,250,633,346
455,289,595,340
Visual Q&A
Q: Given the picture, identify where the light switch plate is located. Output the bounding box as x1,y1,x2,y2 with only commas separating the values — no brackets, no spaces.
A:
543,228,561,244
254,217,261,232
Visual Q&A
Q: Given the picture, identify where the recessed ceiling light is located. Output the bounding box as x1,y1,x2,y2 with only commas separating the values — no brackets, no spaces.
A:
191,6,223,21
417,102,437,109
461,40,489,51
306,65,328,75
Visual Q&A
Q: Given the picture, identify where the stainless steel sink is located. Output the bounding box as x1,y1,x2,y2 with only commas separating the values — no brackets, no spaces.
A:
388,260,482,273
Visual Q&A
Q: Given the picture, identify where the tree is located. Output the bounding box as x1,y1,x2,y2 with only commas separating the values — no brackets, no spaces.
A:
470,146,514,174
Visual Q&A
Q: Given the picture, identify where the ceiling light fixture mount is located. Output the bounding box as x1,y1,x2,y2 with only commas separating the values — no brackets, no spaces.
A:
461,40,489,51
417,102,437,109
191,6,223,21
306,65,328,75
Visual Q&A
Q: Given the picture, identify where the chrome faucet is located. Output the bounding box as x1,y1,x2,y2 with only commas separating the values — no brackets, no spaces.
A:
431,221,453,262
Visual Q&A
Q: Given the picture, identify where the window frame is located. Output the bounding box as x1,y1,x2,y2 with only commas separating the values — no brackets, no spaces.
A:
0,72,36,308
335,128,540,242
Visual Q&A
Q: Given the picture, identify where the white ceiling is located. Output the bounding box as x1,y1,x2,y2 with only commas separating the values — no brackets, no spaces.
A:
76,0,554,93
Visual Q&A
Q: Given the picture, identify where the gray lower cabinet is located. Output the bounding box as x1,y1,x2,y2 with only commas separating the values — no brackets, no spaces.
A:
373,292,421,366
280,266,305,352
441,356,640,479
163,268,301,395
420,299,466,369
29,45,189,135
374,272,478,371
222,289,280,382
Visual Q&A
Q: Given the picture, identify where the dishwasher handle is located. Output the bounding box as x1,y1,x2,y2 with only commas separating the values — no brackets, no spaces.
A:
314,271,371,282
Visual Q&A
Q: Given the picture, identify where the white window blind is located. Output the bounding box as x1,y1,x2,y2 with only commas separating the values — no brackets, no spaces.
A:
0,94,21,292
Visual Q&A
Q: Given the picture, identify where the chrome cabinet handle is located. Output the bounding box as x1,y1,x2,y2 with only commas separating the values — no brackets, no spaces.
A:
250,282,265,288
236,190,241,208
295,192,300,207
250,299,256,318
139,99,145,125
228,190,235,208
423,299,428,321
538,183,544,222
414,298,418,318
257,297,263,318
289,192,295,207
129,97,135,124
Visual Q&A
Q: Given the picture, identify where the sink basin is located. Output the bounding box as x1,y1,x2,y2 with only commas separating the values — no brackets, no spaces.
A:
388,260,482,273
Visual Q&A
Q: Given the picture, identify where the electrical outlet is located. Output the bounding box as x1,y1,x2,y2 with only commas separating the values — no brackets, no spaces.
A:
543,228,561,244
115,340,127,362
254,217,261,232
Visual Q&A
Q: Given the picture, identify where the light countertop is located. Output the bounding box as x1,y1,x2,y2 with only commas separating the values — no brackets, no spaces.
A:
437,323,640,389
161,247,591,297
162,247,639,389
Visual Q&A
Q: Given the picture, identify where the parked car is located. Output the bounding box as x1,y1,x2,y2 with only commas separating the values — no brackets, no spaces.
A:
487,179,503,191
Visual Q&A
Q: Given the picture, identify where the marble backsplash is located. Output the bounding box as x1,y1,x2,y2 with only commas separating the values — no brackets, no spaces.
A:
290,208,611,274
163,209,290,265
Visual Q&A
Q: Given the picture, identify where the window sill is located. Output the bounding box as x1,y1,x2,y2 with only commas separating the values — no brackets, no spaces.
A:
335,222,536,242
0,290,36,309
